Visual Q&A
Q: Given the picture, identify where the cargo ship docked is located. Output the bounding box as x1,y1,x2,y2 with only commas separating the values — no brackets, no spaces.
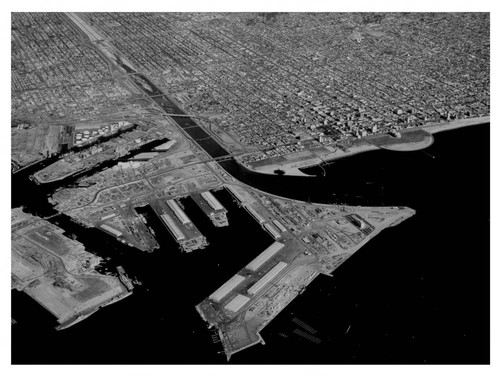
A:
116,266,134,291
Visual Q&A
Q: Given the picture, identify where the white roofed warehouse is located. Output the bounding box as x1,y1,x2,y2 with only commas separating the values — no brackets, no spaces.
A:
246,242,285,271
209,274,245,302
100,224,122,237
224,294,250,313
264,222,281,239
166,199,191,225
160,213,185,241
248,262,288,295
201,191,224,211
245,205,265,224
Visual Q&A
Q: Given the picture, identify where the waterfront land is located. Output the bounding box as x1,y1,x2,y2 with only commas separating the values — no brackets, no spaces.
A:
239,116,490,176
196,184,415,359
11,208,132,329
46,116,225,252
32,119,175,184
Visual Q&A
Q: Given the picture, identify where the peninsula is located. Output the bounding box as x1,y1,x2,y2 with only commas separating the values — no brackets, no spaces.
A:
11,208,132,330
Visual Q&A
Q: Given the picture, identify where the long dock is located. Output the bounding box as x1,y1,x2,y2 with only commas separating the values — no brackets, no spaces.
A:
225,185,247,204
209,274,245,302
245,205,265,224
166,199,191,225
151,199,208,252
248,261,288,295
159,213,185,241
246,242,285,272
201,191,224,211
263,222,281,239
99,224,123,238
191,191,229,227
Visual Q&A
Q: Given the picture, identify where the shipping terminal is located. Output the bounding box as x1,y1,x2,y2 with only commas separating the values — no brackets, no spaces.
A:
191,190,229,227
150,198,208,253
196,184,415,360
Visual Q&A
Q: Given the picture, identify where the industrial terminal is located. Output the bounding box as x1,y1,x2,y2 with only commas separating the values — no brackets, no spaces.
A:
150,198,208,253
196,184,416,360
191,190,229,227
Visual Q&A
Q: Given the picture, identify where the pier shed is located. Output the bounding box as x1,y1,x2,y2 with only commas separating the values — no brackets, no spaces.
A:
201,191,224,211
166,200,191,225
160,213,185,241
246,242,285,271
209,274,245,302
248,262,288,295
100,224,122,237
224,294,250,313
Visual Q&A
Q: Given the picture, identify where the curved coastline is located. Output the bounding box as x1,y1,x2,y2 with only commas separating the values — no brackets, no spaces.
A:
238,117,489,178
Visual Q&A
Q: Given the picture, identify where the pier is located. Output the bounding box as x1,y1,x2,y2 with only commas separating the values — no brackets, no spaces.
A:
191,191,229,227
244,205,265,224
225,185,247,204
151,199,208,252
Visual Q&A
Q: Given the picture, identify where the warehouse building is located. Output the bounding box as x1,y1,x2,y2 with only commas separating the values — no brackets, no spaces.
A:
166,200,191,225
100,213,116,221
273,219,287,233
100,224,122,238
246,242,285,271
225,185,247,203
153,139,176,151
209,274,245,302
160,213,185,241
245,205,265,224
264,222,281,239
224,294,251,313
201,191,224,211
248,262,288,295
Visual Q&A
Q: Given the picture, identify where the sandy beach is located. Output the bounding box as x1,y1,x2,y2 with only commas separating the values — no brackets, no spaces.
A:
241,116,489,177
422,116,490,134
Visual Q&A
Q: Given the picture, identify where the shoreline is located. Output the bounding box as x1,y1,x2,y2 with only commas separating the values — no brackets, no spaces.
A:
241,116,489,177
421,115,489,134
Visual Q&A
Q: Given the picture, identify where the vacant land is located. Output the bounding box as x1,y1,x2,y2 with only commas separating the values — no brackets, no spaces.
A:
11,124,61,168
11,208,131,328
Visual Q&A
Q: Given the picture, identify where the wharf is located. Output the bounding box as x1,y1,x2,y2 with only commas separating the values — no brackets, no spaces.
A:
195,191,416,360
150,199,208,252
191,192,229,227
11,208,132,331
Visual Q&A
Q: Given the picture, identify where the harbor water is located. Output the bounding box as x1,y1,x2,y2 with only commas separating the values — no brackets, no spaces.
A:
11,124,489,364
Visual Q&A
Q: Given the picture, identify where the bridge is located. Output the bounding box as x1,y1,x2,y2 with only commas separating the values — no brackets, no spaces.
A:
212,155,234,163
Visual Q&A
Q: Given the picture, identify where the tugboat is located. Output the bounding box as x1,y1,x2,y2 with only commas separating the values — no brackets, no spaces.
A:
116,266,134,291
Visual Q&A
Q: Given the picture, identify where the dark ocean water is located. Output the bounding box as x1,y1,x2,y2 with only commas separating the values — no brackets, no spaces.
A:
11,125,490,364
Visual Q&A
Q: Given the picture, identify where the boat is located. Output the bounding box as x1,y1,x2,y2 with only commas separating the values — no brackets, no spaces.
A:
116,266,134,291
